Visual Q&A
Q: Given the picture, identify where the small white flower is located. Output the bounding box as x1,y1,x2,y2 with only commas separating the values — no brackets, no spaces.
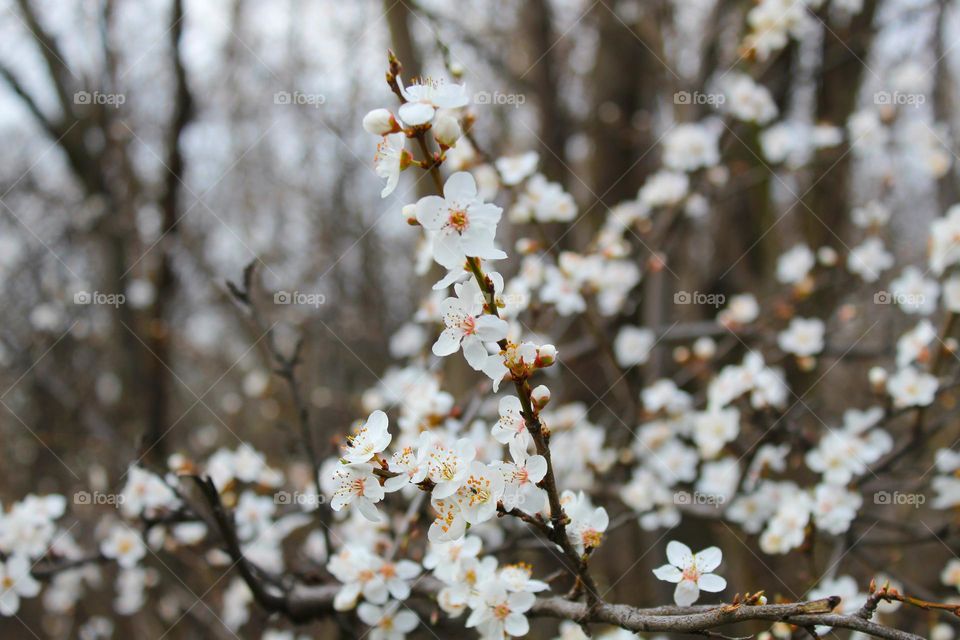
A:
847,237,893,282
0,555,40,616
456,462,505,525
652,541,727,606
330,463,385,522
941,558,960,591
465,582,535,639
662,123,721,172
930,204,960,275
357,600,419,640
777,244,814,284
100,525,146,569
433,278,509,370
234,491,275,540
498,563,549,593
563,491,609,554
398,78,469,126
495,152,539,186
433,114,462,147
777,317,825,357
638,170,689,208
812,483,862,534
362,109,400,136
496,453,547,513
343,410,392,463
374,133,409,198
428,496,468,543
724,73,777,124
491,396,533,460
417,433,477,499
416,172,506,269
890,266,939,315
887,366,938,408
693,408,740,459
613,326,655,367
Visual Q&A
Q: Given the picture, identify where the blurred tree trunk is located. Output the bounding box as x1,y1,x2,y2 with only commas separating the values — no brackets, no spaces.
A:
141,0,193,461
802,0,879,247
588,0,665,207
934,0,958,210
521,0,568,183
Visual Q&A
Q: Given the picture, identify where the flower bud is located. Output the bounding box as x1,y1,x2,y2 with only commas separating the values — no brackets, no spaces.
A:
531,384,551,409
402,204,418,225
817,246,838,266
932,623,955,640
536,344,557,367
693,337,716,359
515,238,539,254
868,366,888,388
363,108,399,135
433,114,462,148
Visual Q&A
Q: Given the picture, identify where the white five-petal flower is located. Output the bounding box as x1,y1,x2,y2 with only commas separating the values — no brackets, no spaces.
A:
0,555,40,616
416,172,507,270
433,278,509,370
653,541,727,606
342,410,392,463
398,78,469,126
330,463,385,522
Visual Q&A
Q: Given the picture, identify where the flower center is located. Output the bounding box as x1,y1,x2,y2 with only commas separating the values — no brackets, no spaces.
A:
448,208,469,232
352,478,366,495
682,566,700,582
493,603,511,620
581,528,603,549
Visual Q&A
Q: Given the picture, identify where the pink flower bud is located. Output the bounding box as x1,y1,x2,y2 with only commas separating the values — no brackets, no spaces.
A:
536,344,557,367
531,384,551,409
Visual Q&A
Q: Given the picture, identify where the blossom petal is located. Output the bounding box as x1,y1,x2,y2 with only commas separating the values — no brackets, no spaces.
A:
416,196,447,230
504,612,529,636
525,455,547,482
462,335,490,370
653,564,683,583
355,498,382,522
433,328,462,357
666,540,694,569
474,315,509,342
432,231,465,269
698,573,727,593
695,546,723,573
398,101,434,125
394,610,420,633
674,579,700,606
444,171,478,203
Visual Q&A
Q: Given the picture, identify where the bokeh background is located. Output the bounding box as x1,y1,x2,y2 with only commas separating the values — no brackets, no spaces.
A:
0,0,956,638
